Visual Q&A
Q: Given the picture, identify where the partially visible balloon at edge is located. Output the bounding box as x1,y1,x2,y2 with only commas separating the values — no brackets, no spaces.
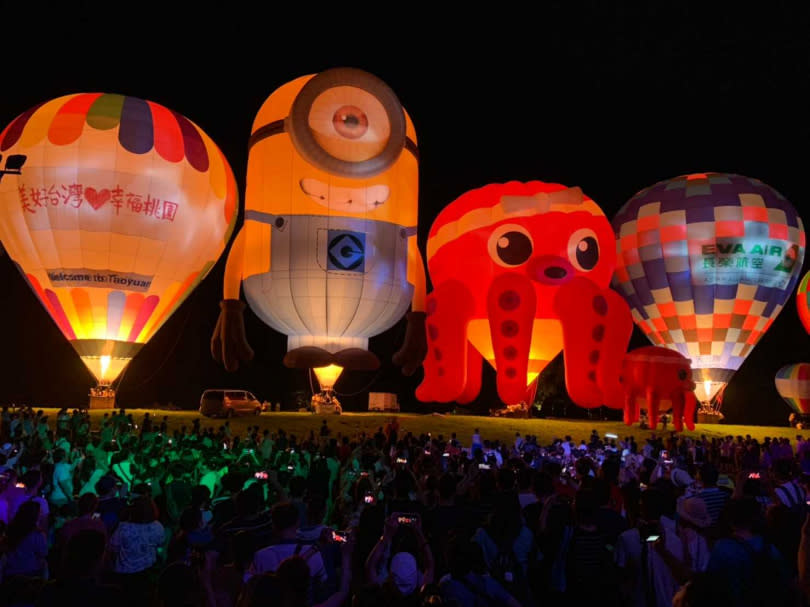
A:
796,272,810,335
775,363,810,415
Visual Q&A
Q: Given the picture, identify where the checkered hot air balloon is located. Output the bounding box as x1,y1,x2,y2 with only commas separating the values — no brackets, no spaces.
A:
612,173,805,411
775,363,810,416
0,94,238,387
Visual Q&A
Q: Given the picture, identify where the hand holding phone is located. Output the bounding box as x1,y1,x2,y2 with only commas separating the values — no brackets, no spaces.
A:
255,471,269,480
332,530,349,543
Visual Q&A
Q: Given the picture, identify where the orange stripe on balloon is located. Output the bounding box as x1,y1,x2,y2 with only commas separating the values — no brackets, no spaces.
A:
117,293,145,342
152,271,198,330
127,295,160,342
148,101,185,163
48,93,103,145
17,96,74,149
70,289,95,338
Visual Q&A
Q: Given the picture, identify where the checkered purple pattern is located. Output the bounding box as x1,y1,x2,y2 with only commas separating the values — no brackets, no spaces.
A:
612,173,805,380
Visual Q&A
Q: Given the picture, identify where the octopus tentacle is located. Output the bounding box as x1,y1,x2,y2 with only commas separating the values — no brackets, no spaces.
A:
457,343,483,404
415,280,475,403
487,273,536,406
555,277,631,408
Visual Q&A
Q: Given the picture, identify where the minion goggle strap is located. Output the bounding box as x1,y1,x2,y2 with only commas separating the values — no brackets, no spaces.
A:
248,67,418,179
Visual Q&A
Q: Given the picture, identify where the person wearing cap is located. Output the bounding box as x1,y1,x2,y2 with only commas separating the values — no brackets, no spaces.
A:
366,512,435,599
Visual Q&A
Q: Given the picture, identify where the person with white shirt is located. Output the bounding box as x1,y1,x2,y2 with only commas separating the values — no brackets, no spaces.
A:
248,501,328,587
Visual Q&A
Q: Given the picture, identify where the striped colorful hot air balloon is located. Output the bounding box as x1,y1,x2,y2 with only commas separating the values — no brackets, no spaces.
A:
797,272,810,334
775,363,810,415
0,93,238,386
612,173,805,411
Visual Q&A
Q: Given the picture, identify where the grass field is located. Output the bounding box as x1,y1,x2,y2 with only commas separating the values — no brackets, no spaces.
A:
26,408,805,446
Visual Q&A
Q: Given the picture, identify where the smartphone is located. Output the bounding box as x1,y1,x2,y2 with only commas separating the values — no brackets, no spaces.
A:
442,452,450,458
479,463,491,470
360,471,369,478
364,493,375,504
397,515,418,525
332,530,348,543
255,471,269,480
605,433,618,439
748,472,761,479
287,464,294,471
168,439,173,445
15,482,25,489
645,535,660,542
396,457,407,464
223,443,228,450
424,448,431,455
290,449,295,454
92,512,101,519
639,482,648,490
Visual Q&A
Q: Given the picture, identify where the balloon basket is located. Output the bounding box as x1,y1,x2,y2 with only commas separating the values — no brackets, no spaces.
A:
311,391,342,415
88,386,116,410
490,402,531,418
789,413,810,429
697,408,723,424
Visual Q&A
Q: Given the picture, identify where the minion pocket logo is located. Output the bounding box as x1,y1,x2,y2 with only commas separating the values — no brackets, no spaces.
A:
327,230,366,272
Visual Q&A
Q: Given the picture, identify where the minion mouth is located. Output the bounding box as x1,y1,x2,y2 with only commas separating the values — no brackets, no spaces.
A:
299,178,390,212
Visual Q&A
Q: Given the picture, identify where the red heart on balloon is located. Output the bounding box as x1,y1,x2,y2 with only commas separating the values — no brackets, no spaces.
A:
84,187,111,211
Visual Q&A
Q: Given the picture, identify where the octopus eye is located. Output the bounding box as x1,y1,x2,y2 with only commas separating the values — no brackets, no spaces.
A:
568,228,599,271
488,224,533,267
678,369,688,381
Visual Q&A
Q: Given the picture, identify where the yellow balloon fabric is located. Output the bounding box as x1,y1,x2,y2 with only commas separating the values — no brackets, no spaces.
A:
0,93,238,384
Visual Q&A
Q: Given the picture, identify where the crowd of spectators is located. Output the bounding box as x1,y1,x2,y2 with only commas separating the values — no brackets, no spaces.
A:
0,405,809,606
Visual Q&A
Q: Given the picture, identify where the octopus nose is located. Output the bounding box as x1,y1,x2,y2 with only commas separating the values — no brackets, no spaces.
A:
544,266,567,279
528,256,574,285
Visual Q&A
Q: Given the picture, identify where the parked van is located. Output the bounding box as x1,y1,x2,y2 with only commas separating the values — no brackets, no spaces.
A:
199,389,262,418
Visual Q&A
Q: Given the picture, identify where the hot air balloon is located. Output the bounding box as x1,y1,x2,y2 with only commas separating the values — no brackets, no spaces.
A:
0,93,238,396
415,181,633,413
796,272,810,335
619,346,697,431
210,68,427,403
775,363,810,425
612,173,805,419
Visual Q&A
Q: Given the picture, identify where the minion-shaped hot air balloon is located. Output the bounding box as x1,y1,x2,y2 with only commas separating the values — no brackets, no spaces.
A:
211,68,427,393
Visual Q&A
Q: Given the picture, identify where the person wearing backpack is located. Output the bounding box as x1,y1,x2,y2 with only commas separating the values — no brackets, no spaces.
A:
471,491,540,606
706,497,796,607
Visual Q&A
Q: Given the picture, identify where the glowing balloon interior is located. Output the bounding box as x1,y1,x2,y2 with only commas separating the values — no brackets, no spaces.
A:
775,363,810,416
416,181,633,409
612,173,805,409
211,67,427,393
0,93,238,384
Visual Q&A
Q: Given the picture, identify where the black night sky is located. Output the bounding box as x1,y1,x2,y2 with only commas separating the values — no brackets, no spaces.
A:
0,3,808,426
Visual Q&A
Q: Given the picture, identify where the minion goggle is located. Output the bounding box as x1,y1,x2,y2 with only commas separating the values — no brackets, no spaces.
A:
248,67,418,179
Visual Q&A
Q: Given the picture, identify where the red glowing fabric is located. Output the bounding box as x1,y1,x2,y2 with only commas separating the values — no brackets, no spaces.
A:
416,181,633,408
620,346,698,431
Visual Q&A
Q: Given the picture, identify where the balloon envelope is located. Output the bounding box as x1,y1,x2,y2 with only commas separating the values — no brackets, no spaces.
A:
612,173,805,406
775,363,810,415
0,93,238,384
797,271,810,335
